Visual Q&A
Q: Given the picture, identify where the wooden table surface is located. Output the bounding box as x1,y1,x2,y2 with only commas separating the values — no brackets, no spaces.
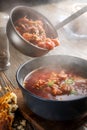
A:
1,0,87,129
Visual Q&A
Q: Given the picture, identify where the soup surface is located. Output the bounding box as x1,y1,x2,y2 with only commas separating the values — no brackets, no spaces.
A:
23,67,87,100
14,16,59,50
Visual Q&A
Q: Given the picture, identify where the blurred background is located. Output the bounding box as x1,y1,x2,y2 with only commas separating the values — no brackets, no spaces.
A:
0,0,59,12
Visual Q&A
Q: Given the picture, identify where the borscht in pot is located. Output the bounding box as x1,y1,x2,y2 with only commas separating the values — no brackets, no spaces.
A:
23,66,87,101
16,55,87,120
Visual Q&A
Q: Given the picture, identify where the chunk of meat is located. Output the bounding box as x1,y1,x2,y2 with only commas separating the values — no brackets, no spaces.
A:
15,17,60,50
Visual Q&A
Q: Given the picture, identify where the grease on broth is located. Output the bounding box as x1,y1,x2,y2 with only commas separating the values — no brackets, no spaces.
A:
14,17,59,50
23,67,87,100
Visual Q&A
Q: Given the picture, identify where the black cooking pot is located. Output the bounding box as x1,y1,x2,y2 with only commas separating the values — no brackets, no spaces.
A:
16,55,87,120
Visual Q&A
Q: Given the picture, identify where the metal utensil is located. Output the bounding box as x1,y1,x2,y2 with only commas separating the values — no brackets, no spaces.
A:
0,72,15,96
6,6,87,57
6,6,57,57
55,5,87,30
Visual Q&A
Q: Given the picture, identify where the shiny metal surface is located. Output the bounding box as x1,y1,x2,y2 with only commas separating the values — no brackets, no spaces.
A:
6,6,58,57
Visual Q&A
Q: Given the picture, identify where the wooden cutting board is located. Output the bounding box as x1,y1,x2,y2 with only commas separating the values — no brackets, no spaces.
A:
14,88,87,130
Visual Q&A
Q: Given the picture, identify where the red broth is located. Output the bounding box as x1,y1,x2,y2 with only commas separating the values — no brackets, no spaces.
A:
14,17,59,50
23,67,87,100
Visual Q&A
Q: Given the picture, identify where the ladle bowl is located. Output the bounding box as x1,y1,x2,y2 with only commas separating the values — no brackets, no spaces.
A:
6,5,87,57
6,6,58,57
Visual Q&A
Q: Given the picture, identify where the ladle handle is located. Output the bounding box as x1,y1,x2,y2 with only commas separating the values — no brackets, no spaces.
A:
55,5,87,30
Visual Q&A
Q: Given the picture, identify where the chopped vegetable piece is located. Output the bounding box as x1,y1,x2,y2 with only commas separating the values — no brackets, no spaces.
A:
47,80,55,87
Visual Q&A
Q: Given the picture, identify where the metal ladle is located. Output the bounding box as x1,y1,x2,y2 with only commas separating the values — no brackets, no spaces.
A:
55,5,87,30
7,6,87,57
